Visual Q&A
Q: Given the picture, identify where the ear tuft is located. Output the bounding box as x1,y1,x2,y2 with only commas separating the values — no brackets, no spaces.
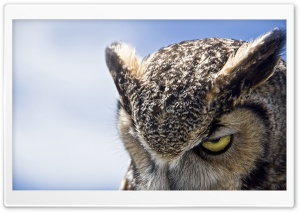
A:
219,28,285,77
207,28,286,105
105,42,141,79
105,42,142,115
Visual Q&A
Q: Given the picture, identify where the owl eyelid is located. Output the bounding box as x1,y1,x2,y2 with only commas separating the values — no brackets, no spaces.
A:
207,126,239,141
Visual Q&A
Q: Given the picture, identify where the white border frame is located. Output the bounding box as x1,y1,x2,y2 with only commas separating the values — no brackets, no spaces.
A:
3,4,294,207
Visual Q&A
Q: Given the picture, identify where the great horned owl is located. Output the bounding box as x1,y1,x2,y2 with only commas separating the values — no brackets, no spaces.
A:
105,28,286,190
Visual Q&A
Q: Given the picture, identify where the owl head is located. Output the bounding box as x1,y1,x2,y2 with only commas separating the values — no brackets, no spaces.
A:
105,28,286,190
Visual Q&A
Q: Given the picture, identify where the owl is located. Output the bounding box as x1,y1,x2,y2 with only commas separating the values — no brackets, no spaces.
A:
105,28,286,190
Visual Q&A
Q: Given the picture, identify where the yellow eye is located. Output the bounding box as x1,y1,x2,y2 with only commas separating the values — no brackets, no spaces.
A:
201,135,231,153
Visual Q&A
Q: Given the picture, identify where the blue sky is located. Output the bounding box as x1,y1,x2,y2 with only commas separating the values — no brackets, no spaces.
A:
13,20,286,190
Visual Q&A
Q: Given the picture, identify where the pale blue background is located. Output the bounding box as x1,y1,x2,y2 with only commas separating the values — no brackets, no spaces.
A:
13,20,286,190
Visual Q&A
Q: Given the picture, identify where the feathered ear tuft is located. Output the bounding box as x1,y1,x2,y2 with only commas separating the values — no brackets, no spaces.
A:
207,28,286,104
105,42,141,114
106,42,141,77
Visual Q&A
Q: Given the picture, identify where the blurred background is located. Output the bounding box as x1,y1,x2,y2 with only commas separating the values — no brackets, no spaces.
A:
13,20,286,190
